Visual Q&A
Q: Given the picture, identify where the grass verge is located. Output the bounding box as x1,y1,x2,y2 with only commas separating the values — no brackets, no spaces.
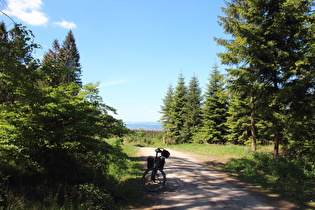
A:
106,139,147,209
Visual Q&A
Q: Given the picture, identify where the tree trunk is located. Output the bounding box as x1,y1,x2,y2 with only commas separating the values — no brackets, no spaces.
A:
250,95,257,151
273,129,280,159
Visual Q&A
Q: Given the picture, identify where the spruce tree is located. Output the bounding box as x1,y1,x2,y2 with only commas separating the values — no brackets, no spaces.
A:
59,30,82,86
159,84,175,144
197,65,228,144
42,31,82,87
183,76,202,143
216,0,315,158
225,92,251,145
41,39,64,86
0,21,9,103
42,39,60,66
170,73,188,144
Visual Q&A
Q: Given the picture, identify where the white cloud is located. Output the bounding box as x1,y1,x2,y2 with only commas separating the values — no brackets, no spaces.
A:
4,0,48,26
100,80,128,87
53,20,77,29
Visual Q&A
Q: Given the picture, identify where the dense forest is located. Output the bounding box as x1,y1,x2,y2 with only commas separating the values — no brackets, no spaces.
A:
0,22,131,208
160,0,315,161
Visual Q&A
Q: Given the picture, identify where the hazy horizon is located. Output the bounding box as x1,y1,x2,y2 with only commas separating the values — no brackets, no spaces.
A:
125,121,162,130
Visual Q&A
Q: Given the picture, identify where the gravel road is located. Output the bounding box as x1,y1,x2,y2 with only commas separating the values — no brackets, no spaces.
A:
135,147,299,210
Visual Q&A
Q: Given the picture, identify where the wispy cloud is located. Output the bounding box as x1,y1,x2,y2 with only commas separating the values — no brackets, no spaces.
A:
100,80,128,87
4,0,48,26
53,20,77,29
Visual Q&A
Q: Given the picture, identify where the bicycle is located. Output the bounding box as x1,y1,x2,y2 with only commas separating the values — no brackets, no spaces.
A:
142,148,170,192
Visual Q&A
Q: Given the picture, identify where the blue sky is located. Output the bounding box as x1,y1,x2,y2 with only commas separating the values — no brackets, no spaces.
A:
1,0,228,122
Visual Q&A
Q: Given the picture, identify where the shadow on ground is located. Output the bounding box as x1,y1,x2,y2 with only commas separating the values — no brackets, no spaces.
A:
131,148,301,210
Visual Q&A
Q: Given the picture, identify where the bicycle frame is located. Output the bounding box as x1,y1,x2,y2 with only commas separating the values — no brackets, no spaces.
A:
142,148,169,192
151,149,162,181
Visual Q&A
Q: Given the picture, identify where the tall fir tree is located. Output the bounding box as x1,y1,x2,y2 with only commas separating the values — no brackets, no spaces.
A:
42,31,82,87
0,21,9,104
197,65,228,144
42,39,60,66
159,84,175,144
170,73,188,144
225,92,251,145
59,30,82,86
41,39,65,86
216,0,315,158
183,75,203,143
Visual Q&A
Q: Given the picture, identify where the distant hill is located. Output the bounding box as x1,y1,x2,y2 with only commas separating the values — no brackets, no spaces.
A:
125,121,162,131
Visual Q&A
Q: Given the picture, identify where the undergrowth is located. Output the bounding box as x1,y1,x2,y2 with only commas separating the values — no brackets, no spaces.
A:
225,152,315,206
0,138,144,209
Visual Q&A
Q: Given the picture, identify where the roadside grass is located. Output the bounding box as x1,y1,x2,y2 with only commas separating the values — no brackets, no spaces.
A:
167,143,250,158
105,139,146,209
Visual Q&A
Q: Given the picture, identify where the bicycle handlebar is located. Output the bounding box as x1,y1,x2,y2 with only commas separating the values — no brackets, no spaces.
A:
155,148,164,153
154,148,170,158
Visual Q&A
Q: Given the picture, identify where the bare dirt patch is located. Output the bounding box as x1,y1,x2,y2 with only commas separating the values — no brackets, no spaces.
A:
131,147,299,210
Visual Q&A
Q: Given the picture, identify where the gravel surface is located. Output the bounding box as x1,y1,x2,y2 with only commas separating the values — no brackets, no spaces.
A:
134,147,299,210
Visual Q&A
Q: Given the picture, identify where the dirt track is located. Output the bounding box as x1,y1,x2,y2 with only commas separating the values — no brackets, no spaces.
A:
135,147,299,210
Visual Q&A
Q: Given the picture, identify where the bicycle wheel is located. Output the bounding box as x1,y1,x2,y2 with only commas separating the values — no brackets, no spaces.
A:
142,168,166,192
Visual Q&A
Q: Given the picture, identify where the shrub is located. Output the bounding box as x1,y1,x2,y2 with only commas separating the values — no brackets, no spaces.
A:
226,152,315,203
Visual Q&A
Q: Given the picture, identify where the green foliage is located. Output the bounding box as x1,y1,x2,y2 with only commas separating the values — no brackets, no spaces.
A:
77,183,115,209
225,93,251,145
42,30,82,86
159,0,315,149
216,0,315,157
123,130,165,146
183,76,203,143
0,80,128,206
0,22,130,209
159,84,174,133
226,152,315,203
169,74,188,143
196,65,229,144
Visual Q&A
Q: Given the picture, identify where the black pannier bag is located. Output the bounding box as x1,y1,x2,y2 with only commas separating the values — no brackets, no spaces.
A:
162,149,170,158
157,157,165,169
147,156,154,169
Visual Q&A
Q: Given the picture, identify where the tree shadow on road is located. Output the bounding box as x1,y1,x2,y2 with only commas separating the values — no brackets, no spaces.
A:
132,154,300,210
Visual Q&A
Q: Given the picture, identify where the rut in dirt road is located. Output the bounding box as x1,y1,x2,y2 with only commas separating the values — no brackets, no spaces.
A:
137,147,298,210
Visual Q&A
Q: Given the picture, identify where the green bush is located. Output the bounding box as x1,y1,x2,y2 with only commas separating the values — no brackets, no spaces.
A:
123,130,165,146
77,183,115,210
226,152,315,203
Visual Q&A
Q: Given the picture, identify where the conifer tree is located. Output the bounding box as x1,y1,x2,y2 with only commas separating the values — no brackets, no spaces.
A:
197,65,228,144
225,92,251,145
0,21,9,103
183,76,202,142
41,39,64,86
159,84,175,144
170,73,188,144
59,30,82,86
216,0,315,158
42,31,82,86
42,39,60,66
